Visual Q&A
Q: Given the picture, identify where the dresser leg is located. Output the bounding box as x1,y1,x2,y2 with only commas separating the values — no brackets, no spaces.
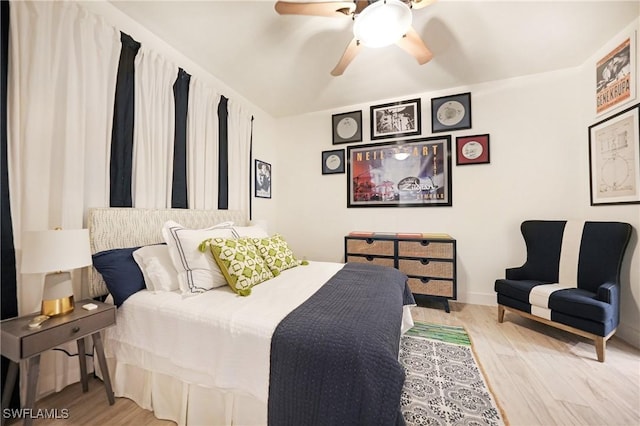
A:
1,361,18,426
442,299,451,313
91,332,114,405
77,338,89,392
23,355,40,426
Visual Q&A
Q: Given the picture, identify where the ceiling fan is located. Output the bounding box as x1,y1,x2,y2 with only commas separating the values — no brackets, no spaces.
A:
274,0,435,76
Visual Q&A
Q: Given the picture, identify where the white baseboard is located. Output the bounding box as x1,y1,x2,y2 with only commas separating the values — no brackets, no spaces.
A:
616,321,640,349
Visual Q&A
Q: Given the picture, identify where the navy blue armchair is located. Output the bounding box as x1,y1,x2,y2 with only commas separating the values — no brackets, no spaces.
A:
495,220,632,362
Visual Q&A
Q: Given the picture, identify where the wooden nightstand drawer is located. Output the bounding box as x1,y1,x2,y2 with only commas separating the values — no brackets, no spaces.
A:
398,240,453,259
398,259,453,279
407,277,454,297
346,255,395,268
346,238,394,256
21,309,115,359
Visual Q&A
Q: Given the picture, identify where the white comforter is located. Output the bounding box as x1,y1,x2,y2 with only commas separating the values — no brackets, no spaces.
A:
104,261,346,403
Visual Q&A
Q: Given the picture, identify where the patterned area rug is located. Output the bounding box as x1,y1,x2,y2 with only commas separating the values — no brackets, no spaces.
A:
400,322,507,426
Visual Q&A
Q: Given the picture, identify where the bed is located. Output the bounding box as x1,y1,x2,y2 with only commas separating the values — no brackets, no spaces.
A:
87,207,415,425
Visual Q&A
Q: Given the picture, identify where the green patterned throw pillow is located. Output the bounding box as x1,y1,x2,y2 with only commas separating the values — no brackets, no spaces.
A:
199,237,273,296
251,234,307,276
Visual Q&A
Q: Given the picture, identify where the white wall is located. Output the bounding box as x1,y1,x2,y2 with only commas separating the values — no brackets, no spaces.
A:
273,21,640,346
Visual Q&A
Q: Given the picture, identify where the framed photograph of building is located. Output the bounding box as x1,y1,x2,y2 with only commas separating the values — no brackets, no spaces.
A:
255,159,272,199
588,103,639,205
596,33,636,115
347,136,452,207
370,98,421,140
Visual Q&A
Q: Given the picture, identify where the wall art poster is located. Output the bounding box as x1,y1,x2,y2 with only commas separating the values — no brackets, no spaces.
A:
347,136,452,207
255,159,272,199
588,103,640,205
596,36,634,114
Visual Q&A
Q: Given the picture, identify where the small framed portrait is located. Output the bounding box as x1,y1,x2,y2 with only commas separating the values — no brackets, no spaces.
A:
332,111,362,144
456,134,490,165
431,92,472,133
322,149,345,174
255,159,272,199
370,98,421,140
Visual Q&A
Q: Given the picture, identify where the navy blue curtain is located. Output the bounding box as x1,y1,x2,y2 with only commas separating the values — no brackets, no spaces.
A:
1,0,20,409
109,32,140,207
249,116,254,220
217,96,229,209
171,68,190,208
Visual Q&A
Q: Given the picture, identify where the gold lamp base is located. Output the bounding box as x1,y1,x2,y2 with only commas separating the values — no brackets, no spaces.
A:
41,295,74,317
40,271,75,316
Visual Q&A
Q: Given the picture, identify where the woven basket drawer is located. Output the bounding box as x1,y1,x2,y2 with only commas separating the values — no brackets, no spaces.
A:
346,255,395,268
346,239,394,256
398,259,453,278
408,277,454,297
398,240,453,259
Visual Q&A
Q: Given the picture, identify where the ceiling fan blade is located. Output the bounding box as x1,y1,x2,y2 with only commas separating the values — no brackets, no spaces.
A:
396,27,433,65
410,0,437,10
331,38,362,76
274,1,355,17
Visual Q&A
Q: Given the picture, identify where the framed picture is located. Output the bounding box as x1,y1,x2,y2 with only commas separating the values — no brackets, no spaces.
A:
370,98,421,140
431,92,472,133
255,159,272,199
456,134,490,165
588,103,640,206
347,136,452,208
332,110,362,144
322,149,345,174
596,33,636,115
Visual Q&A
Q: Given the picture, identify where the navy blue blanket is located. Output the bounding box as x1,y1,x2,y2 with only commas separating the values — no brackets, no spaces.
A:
268,262,415,426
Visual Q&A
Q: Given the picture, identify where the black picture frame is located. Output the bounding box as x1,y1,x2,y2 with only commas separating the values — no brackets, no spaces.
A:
332,110,362,144
431,92,472,133
322,149,345,174
370,98,421,140
456,134,490,165
255,159,271,199
588,103,640,205
347,136,452,208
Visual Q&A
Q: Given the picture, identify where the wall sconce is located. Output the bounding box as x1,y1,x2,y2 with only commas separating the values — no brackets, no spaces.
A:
21,229,92,316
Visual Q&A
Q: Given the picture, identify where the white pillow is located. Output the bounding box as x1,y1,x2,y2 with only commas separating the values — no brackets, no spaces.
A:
162,220,236,295
232,225,269,238
132,245,180,293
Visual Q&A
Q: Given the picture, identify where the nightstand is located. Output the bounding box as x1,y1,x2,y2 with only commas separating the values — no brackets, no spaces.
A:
1,300,116,426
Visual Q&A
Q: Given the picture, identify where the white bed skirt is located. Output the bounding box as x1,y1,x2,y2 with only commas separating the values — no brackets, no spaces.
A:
104,356,267,426
101,305,413,426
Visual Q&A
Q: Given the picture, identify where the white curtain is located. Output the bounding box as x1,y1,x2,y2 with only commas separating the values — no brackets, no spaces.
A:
227,99,252,213
8,0,120,399
132,47,177,208
187,76,220,209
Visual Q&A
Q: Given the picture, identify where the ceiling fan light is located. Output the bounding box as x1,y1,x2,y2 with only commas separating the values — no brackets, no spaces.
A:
354,0,412,48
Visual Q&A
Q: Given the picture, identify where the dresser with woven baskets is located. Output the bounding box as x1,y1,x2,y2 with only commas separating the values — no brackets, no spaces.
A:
344,233,457,312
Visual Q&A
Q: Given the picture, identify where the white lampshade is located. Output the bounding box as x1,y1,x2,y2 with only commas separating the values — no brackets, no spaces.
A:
21,229,92,273
353,0,412,48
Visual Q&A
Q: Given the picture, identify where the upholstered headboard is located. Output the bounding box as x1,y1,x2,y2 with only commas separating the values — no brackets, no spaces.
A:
87,207,248,297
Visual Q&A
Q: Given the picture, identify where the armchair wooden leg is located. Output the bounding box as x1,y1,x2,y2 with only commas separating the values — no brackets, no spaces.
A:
595,336,605,363
497,305,505,323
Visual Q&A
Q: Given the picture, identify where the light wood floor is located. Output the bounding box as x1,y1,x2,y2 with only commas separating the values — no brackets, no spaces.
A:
11,302,640,426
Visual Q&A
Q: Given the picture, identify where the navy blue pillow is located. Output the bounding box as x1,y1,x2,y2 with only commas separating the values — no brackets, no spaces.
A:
92,247,144,307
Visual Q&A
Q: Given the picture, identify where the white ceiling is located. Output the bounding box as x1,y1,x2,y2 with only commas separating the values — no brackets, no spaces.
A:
108,0,639,117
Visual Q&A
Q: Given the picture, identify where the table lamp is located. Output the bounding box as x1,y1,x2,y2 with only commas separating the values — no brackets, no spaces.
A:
21,228,92,316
